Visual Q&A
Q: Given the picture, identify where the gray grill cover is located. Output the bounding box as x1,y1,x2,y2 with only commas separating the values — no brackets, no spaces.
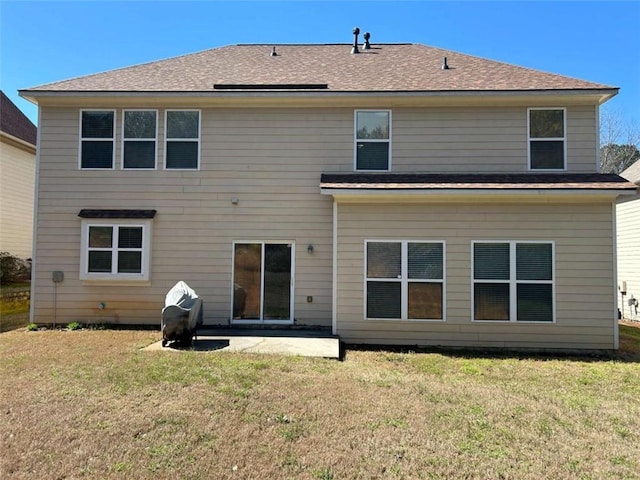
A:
161,281,203,341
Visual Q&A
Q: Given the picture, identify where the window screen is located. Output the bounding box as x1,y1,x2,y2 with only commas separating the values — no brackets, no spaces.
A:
529,109,565,170
355,111,390,171
81,111,114,169
123,111,156,169
166,111,199,169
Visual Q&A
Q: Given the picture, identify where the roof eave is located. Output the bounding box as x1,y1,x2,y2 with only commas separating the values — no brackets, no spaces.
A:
321,187,636,197
19,87,619,105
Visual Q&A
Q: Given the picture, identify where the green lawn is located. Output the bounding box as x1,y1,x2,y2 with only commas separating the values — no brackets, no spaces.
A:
1,324,639,479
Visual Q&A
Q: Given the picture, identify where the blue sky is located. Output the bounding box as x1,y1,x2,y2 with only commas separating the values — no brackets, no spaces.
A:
2,1,639,127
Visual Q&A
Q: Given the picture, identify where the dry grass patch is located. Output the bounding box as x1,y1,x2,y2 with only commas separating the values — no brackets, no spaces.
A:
1,326,639,479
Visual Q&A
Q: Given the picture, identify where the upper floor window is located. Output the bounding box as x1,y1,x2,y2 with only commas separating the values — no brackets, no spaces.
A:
80,219,152,281
355,110,391,171
472,241,554,322
165,110,200,170
80,110,115,169
365,240,445,321
528,108,566,170
122,110,157,169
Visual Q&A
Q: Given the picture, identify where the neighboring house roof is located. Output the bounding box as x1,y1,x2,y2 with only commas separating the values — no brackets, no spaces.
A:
320,173,637,191
0,91,37,146
620,159,640,185
20,43,615,95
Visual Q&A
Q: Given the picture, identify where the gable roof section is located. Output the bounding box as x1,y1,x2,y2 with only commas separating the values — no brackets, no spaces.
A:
620,159,640,185
320,173,637,192
0,91,37,146
21,43,615,96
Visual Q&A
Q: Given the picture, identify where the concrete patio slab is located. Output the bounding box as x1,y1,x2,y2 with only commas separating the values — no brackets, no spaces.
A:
144,330,340,359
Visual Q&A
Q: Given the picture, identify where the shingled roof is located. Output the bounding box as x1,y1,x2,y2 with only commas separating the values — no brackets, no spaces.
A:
21,43,615,94
320,173,637,191
0,91,37,146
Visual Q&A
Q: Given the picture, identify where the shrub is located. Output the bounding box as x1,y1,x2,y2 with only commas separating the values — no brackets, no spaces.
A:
26,323,38,331
0,252,31,284
67,322,82,331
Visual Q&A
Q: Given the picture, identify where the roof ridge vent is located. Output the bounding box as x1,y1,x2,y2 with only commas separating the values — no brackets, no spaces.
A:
270,46,278,57
363,32,371,50
351,27,360,54
442,57,450,70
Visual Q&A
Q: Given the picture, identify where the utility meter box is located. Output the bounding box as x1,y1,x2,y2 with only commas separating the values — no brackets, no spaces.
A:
52,271,64,283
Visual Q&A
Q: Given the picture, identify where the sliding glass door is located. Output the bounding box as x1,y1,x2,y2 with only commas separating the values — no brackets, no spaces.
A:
232,242,294,324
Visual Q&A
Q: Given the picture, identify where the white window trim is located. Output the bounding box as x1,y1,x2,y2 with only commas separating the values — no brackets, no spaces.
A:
80,219,152,282
164,109,201,171
79,109,116,170
527,107,567,171
471,240,556,323
230,240,295,325
121,109,158,170
354,109,392,172
364,239,446,322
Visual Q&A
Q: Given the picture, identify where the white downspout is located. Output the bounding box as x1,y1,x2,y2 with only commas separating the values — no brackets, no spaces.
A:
332,199,338,336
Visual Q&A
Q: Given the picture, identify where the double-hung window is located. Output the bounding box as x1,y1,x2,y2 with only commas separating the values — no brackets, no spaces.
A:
365,240,445,320
80,110,115,169
165,110,200,170
472,241,554,322
355,110,391,171
528,108,566,170
122,110,157,169
80,220,152,281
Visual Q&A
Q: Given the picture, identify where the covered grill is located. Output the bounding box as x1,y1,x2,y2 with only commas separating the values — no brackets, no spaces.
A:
161,281,203,347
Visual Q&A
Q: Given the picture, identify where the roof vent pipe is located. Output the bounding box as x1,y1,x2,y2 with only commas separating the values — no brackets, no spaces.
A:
363,32,371,50
351,27,360,54
442,57,450,70
270,46,278,57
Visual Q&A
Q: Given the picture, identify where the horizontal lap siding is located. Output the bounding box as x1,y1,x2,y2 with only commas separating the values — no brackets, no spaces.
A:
392,105,597,173
33,107,342,326
616,196,640,319
0,142,35,258
336,202,615,349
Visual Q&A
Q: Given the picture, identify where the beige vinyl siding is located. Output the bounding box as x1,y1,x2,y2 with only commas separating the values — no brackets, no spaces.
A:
0,139,35,258
391,105,597,173
616,195,640,320
33,106,342,326
335,201,616,349
32,102,601,328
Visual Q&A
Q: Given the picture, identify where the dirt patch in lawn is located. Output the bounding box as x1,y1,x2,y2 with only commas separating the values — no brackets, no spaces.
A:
1,327,639,479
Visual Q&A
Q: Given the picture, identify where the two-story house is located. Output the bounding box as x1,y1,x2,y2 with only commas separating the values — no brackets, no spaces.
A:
20,36,637,349
0,91,37,260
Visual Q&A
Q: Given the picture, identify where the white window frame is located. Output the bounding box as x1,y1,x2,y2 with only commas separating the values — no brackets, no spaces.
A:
121,109,158,170
79,109,116,170
364,240,446,321
354,109,392,172
80,219,152,282
230,240,295,325
527,107,567,171
164,109,201,170
471,240,556,323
